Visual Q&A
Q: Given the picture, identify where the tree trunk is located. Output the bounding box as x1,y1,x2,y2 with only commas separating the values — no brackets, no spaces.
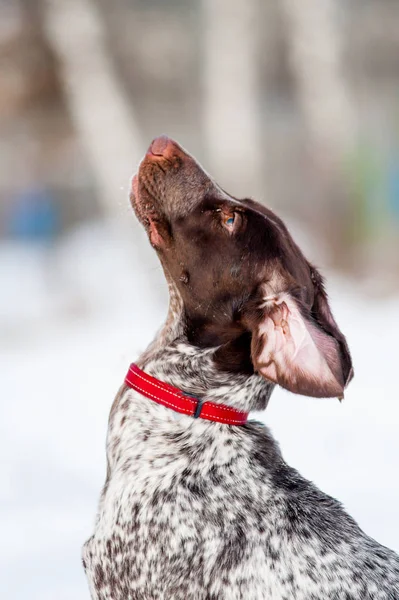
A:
40,0,143,219
281,0,355,161
281,0,358,266
202,0,262,199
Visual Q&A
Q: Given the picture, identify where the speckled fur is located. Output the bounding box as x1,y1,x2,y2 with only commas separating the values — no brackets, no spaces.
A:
83,319,399,600
83,137,399,599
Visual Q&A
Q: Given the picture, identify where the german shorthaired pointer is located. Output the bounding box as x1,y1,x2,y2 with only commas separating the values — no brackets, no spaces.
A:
83,136,399,599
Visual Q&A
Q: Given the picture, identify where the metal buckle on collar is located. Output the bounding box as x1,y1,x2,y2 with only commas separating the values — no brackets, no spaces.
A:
193,398,205,419
185,393,205,419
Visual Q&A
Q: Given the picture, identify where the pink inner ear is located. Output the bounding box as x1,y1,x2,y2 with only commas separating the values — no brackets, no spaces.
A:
255,295,344,398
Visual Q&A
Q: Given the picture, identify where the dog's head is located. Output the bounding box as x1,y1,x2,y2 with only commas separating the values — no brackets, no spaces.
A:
131,136,353,399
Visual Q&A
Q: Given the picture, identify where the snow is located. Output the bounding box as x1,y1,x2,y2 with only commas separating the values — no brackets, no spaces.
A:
1,220,398,600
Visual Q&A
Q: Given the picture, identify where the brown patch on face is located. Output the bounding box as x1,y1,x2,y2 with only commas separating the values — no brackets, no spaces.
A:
131,136,353,387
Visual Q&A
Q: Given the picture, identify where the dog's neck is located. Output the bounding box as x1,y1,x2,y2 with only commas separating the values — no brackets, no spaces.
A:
137,280,273,413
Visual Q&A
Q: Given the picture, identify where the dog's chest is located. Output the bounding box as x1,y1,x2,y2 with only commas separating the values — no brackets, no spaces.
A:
82,392,278,599
83,391,399,600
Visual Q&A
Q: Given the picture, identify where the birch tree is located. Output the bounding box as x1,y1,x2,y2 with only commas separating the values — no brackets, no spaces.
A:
281,0,357,263
281,0,356,163
40,0,143,219
202,0,263,199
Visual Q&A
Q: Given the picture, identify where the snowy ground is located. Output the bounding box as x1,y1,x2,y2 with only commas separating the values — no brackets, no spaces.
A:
1,220,399,600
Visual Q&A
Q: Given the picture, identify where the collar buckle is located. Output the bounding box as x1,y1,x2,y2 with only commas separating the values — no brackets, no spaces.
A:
193,398,205,419
184,393,205,418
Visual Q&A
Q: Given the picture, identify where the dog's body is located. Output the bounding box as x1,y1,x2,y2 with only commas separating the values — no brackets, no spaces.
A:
83,137,399,599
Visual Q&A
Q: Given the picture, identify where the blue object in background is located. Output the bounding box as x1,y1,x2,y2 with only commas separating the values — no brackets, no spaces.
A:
7,188,61,241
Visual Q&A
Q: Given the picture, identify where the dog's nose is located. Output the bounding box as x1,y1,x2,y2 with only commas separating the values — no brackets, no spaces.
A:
148,135,172,158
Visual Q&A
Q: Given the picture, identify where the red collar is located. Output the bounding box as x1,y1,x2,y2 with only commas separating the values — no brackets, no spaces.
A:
125,363,248,426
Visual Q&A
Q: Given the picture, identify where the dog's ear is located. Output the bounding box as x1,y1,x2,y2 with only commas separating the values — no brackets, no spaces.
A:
246,268,353,398
308,264,353,389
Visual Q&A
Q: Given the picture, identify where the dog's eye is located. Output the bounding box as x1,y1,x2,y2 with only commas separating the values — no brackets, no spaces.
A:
222,211,242,233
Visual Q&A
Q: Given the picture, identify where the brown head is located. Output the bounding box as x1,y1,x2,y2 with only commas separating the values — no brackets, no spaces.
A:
131,135,353,399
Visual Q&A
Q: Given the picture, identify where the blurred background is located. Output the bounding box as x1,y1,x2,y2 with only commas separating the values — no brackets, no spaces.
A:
1,0,398,598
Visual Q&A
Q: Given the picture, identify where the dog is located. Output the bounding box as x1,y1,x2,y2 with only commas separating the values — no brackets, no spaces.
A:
83,136,399,599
